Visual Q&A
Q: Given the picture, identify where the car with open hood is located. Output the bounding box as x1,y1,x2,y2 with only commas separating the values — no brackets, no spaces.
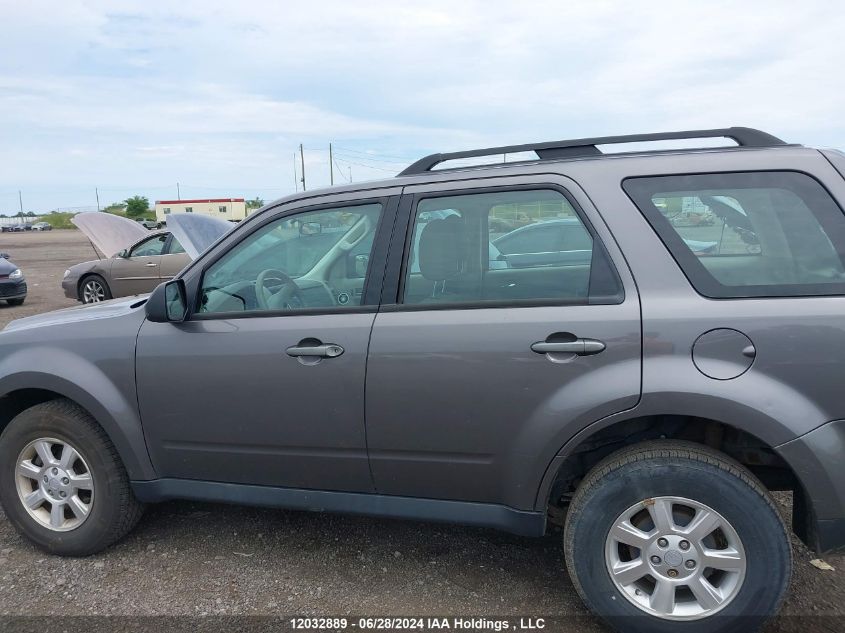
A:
61,212,234,303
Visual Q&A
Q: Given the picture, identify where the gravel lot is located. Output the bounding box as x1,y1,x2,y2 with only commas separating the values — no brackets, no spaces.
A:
0,230,842,631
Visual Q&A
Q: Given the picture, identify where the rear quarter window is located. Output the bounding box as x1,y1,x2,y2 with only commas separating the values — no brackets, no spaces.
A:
623,171,845,298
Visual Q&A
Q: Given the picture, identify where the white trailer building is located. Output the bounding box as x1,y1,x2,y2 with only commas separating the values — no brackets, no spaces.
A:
155,198,247,224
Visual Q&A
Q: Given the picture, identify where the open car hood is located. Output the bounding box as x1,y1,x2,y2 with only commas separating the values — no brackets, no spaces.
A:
166,213,235,259
71,212,148,258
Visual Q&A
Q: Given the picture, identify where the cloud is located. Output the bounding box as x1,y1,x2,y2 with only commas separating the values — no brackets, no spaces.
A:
1,0,844,211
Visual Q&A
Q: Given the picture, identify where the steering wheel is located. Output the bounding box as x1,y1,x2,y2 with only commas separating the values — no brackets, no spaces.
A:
255,268,303,310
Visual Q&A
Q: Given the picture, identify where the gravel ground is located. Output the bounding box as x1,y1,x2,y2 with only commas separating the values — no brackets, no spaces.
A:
0,230,842,632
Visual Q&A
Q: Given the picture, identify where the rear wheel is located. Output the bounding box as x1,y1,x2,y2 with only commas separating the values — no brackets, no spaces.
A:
79,274,111,304
0,399,144,556
563,440,791,633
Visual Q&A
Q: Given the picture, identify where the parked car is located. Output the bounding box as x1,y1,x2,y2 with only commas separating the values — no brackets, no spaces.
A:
0,253,26,305
62,230,190,303
31,221,52,231
10,223,31,232
135,218,158,230
2,127,845,633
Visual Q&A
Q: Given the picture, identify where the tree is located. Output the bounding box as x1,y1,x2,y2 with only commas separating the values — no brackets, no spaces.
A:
124,196,150,218
103,202,126,214
246,197,264,210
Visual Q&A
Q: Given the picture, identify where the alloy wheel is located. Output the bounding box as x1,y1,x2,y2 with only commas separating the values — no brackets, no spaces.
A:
15,437,94,531
605,496,746,620
82,280,105,303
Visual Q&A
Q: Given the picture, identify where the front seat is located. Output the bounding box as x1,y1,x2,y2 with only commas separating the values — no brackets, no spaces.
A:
417,216,466,302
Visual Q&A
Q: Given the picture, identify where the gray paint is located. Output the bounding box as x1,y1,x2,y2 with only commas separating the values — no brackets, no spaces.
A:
0,144,843,550
691,328,755,380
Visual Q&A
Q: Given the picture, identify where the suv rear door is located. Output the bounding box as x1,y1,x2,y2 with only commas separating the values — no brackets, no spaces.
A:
364,174,642,510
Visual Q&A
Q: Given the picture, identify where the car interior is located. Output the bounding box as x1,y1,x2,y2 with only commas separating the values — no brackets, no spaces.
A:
199,204,382,314
649,185,845,288
403,190,598,305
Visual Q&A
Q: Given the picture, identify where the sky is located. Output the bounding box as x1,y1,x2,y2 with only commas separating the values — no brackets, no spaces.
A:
1,0,844,213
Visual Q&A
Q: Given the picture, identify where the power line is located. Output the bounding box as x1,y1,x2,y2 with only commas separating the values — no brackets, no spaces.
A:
333,146,418,162
333,156,399,173
332,151,410,165
333,159,351,183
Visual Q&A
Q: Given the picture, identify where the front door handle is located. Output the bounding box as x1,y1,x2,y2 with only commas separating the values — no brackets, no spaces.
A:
286,343,345,358
531,338,606,355
145,262,158,267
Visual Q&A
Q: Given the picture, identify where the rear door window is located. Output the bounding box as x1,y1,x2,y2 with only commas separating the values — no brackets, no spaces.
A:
401,189,622,306
624,172,845,298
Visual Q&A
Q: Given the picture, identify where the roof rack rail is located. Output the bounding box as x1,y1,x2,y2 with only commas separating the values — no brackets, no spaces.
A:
398,127,787,176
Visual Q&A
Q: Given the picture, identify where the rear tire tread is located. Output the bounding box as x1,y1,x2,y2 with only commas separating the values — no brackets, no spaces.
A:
563,439,790,614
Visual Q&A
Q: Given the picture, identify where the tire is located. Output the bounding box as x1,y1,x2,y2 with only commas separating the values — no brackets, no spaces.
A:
0,399,144,556
6,297,25,306
79,274,111,304
563,440,791,633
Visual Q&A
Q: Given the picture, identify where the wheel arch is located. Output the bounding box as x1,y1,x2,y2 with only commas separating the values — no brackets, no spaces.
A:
0,375,155,481
536,409,818,549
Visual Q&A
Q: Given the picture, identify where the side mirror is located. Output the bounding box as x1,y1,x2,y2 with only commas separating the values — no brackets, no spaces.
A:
0,253,9,259
145,279,188,323
117,249,129,258
299,221,321,236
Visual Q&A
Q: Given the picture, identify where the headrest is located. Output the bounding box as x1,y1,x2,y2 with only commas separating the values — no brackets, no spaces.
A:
418,216,463,281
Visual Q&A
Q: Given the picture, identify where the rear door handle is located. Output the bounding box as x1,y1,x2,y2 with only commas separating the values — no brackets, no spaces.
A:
531,338,606,355
286,343,345,358
145,262,158,267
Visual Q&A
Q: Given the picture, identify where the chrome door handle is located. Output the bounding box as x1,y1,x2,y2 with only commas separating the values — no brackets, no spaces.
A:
531,338,606,355
286,343,344,358
145,262,158,267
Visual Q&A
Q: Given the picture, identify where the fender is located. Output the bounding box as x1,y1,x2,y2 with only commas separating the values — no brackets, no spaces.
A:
0,346,155,480
531,386,830,512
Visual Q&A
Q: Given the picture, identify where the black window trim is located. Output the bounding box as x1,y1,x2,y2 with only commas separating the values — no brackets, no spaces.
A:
380,182,625,313
623,169,845,299
186,195,400,321
163,232,183,256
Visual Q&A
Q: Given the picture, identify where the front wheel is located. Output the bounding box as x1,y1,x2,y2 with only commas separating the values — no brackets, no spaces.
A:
0,399,144,556
563,440,791,633
79,274,111,304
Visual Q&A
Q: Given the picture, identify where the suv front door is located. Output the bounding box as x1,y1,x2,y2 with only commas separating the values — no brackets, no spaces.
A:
365,176,642,510
135,193,397,491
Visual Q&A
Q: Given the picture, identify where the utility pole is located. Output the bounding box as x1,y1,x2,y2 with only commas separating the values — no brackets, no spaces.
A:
293,153,298,191
18,190,23,214
176,182,181,200
329,143,334,186
299,144,306,191
95,187,101,211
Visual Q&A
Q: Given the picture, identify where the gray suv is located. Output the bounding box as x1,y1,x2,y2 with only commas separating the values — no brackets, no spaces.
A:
1,127,844,633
